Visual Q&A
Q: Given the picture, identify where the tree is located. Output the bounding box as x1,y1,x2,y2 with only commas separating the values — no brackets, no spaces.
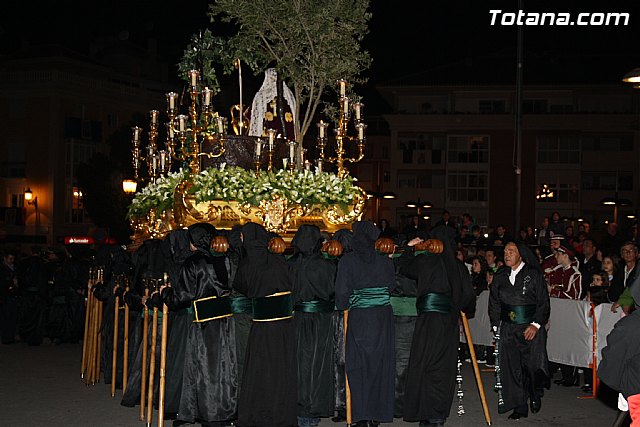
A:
179,0,372,145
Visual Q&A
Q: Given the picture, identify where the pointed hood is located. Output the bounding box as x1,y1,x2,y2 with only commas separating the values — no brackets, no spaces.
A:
352,221,381,263
292,224,322,256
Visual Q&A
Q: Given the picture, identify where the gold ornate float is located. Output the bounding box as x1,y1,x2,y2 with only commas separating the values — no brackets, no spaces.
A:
126,70,369,243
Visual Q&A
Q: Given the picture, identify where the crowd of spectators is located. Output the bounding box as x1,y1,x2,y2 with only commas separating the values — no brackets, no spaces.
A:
380,210,640,393
0,244,91,346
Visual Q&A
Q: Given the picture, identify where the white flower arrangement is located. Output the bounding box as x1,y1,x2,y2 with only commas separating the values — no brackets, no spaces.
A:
127,166,361,218
127,169,190,217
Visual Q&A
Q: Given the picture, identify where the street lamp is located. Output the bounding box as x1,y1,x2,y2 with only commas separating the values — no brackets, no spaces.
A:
405,197,432,215
622,68,640,84
366,189,397,222
23,187,40,227
122,179,138,194
600,170,632,224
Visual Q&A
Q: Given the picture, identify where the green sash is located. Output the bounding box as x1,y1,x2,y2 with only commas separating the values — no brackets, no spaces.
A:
52,295,66,305
390,296,418,316
349,287,391,309
140,309,164,319
231,295,253,315
192,295,233,323
416,293,451,314
252,292,294,322
295,300,335,313
500,303,536,324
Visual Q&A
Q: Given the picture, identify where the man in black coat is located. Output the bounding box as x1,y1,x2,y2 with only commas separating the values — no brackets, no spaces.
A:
488,242,550,420
0,252,19,344
598,277,640,425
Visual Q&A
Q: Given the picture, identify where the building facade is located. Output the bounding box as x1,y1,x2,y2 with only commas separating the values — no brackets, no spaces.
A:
0,43,168,247
374,84,640,235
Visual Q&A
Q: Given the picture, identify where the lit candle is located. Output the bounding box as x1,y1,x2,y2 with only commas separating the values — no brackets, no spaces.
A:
317,159,323,173
216,117,225,134
353,103,362,120
150,110,159,125
166,92,177,110
177,115,187,132
189,70,199,87
267,129,275,150
152,154,158,171
159,150,167,172
166,122,174,139
132,126,142,142
318,120,325,138
255,140,262,157
342,97,349,115
304,160,311,171
357,123,366,140
203,87,212,106
289,142,295,161
338,79,347,97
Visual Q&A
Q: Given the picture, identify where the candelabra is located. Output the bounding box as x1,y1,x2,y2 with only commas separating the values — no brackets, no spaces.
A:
316,79,366,179
131,69,227,182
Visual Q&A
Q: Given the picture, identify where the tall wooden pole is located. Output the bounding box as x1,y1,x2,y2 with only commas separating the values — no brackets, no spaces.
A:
343,310,352,426
111,294,120,397
81,268,93,378
146,305,159,427
123,285,130,394
158,303,169,427
461,312,492,426
140,287,149,421
96,295,103,383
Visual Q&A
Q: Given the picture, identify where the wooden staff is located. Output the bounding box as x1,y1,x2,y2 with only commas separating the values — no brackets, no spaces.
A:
146,298,159,427
88,283,99,385
343,310,352,426
461,311,492,426
140,285,150,421
158,302,169,427
123,282,130,394
111,286,120,397
96,280,103,384
88,275,100,385
82,268,94,378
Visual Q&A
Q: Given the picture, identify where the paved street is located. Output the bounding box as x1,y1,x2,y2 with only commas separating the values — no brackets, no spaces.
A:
0,341,622,426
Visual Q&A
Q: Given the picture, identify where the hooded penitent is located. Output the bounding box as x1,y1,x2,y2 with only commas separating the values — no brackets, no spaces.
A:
400,224,476,423
234,222,297,427
289,224,336,421
160,222,237,424
335,221,396,423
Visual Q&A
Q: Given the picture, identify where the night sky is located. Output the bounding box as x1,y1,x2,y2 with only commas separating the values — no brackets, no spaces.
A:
1,0,639,114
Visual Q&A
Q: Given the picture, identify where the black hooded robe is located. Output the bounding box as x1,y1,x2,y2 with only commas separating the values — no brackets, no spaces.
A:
401,225,476,423
121,239,166,408
234,222,297,427
335,221,396,424
227,225,253,392
162,223,237,424
390,252,418,418
488,244,550,416
162,228,193,418
598,280,640,405
289,225,336,422
331,228,353,418
17,254,48,346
